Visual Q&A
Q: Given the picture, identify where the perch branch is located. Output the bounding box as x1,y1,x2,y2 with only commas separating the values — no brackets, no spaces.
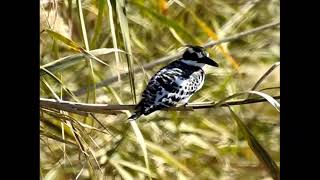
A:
40,95,280,115
73,21,280,96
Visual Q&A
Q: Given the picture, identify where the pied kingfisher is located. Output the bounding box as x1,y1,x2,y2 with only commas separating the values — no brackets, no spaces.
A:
129,45,219,121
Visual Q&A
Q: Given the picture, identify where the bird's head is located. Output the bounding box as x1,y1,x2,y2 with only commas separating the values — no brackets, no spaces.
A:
181,45,219,68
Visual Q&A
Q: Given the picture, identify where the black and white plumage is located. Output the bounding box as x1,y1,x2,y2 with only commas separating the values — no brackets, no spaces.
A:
129,45,219,121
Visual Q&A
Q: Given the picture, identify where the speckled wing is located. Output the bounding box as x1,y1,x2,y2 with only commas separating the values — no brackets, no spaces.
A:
136,61,205,115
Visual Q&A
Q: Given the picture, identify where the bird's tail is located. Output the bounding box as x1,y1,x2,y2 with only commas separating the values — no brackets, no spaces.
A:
128,111,142,121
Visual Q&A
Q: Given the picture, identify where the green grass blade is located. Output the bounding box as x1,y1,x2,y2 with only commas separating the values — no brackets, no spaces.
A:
129,120,151,179
40,129,78,147
41,68,111,135
40,115,74,139
115,159,157,178
145,140,194,177
40,78,60,100
40,48,124,76
45,29,82,51
110,160,134,180
40,67,80,101
76,0,90,50
106,0,122,83
214,91,280,112
228,107,280,180
44,166,65,180
249,62,280,97
80,49,110,67
248,91,280,111
116,0,137,104
76,0,96,107
45,30,113,67
90,0,106,49
107,86,151,179
131,1,200,45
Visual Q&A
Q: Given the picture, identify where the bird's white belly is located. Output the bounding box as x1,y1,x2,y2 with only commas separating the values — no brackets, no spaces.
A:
156,75,204,105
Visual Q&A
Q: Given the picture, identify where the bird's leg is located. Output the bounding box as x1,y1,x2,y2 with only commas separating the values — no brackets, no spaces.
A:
179,97,191,108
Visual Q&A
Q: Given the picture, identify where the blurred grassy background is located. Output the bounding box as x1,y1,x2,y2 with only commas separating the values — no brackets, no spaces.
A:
40,0,279,179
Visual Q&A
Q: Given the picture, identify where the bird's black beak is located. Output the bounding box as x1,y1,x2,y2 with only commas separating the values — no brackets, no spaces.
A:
202,56,219,67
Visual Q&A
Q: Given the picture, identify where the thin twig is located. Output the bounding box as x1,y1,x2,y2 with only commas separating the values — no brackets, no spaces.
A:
73,21,280,96
40,95,280,115
203,21,280,48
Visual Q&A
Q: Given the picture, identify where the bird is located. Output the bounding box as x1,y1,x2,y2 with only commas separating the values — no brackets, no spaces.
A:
128,45,219,121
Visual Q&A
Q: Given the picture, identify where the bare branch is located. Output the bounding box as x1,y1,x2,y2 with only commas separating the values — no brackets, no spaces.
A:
203,21,280,48
73,21,280,96
40,95,280,115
